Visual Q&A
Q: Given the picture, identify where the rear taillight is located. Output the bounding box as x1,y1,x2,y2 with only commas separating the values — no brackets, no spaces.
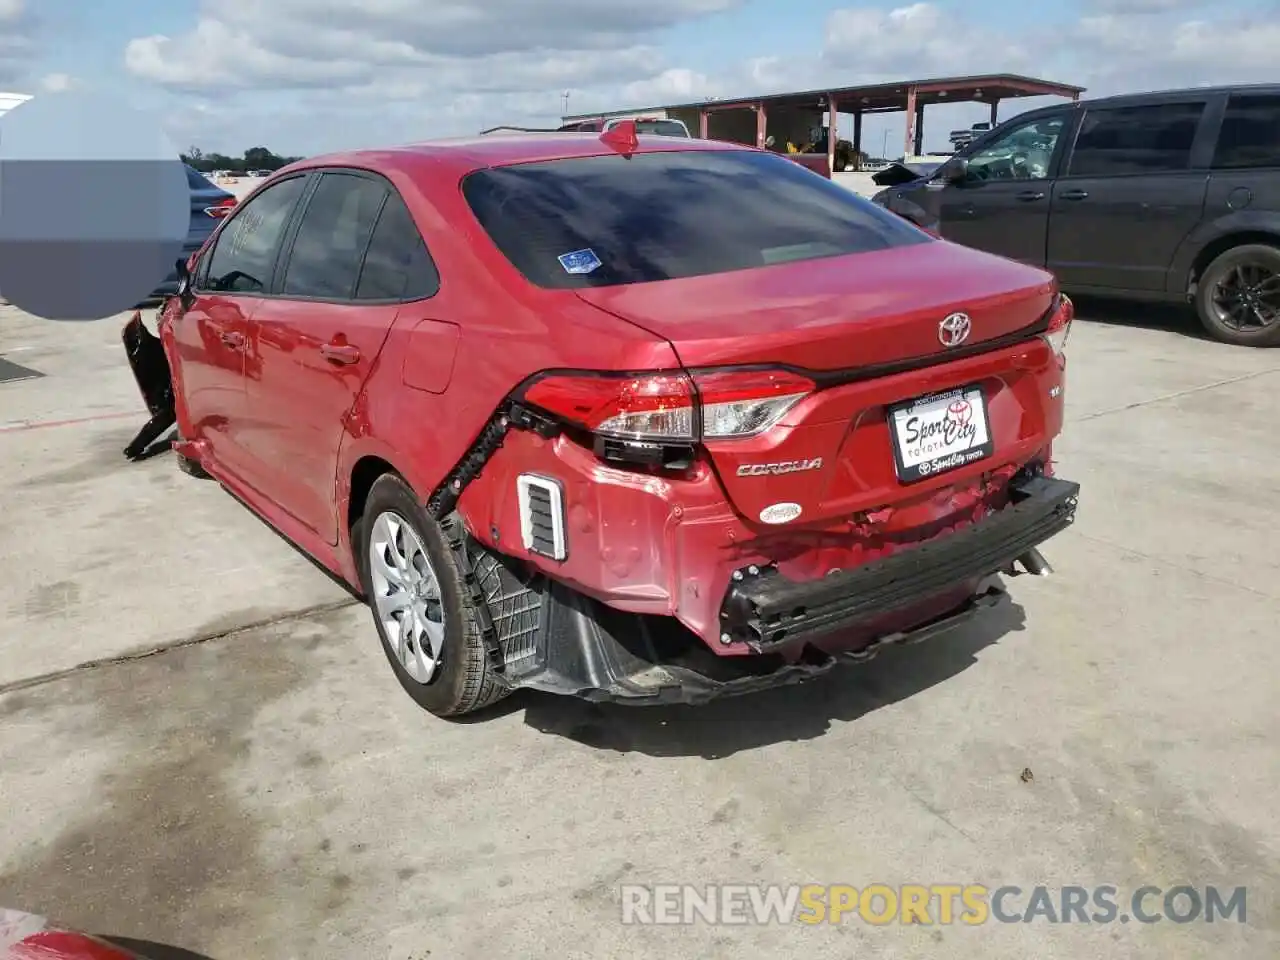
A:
204,197,236,218
522,368,813,443
1042,294,1073,358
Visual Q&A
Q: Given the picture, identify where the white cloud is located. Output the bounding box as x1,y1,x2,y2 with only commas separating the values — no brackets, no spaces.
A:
118,0,1279,155
0,0,36,87
38,72,74,92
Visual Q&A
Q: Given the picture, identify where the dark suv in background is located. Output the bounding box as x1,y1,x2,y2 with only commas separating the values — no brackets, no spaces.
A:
872,85,1280,346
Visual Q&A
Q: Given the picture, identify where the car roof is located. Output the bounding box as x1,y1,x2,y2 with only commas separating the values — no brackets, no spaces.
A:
273,132,751,183
1017,82,1280,121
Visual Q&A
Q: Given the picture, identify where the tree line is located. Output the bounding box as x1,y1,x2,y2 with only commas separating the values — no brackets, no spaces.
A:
181,145,304,173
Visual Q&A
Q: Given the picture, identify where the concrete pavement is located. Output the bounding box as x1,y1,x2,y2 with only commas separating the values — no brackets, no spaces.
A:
1,300,1277,959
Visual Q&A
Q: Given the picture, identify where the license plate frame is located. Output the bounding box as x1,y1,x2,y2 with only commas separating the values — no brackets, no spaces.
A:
888,383,994,484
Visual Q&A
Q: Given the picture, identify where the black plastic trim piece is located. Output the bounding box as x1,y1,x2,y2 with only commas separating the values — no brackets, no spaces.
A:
499,576,1010,705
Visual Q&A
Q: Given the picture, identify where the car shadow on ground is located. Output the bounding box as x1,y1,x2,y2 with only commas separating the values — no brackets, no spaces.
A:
1070,296,1207,339
510,598,1026,759
100,936,216,959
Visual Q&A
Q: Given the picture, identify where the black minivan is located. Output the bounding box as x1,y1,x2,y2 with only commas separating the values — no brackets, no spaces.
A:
872,85,1280,346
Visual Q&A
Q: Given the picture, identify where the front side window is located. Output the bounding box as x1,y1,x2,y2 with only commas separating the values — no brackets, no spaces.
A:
1212,94,1280,170
462,149,929,289
281,172,388,299
1067,102,1207,177
203,175,307,293
965,115,1066,182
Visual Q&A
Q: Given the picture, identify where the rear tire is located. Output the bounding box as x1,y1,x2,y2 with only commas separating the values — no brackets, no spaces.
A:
1194,243,1280,346
356,473,509,718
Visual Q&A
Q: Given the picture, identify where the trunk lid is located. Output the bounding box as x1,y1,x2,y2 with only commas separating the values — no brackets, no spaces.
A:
574,240,1056,372
575,241,1062,527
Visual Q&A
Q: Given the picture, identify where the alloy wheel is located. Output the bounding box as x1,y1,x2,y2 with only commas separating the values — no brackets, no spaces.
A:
368,511,445,684
1211,261,1280,331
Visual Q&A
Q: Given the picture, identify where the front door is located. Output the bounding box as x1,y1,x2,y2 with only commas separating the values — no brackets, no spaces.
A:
176,174,309,475
930,111,1072,266
1047,100,1211,291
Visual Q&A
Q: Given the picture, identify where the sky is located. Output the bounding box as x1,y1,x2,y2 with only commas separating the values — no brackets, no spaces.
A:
0,0,1276,159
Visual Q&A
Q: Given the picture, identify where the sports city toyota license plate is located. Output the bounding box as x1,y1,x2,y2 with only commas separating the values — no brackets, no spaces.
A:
888,384,994,483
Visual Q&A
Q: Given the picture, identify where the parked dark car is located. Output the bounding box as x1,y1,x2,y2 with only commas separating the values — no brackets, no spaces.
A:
147,165,236,300
872,84,1280,346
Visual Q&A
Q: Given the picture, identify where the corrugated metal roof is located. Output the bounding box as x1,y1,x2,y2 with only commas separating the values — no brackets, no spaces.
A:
562,73,1083,122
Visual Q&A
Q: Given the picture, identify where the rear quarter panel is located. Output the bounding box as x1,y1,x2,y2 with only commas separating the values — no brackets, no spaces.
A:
1165,201,1280,294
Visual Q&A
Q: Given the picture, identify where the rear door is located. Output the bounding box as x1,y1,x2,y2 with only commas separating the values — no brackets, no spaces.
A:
929,110,1073,264
240,170,406,541
178,173,309,476
1047,98,1211,291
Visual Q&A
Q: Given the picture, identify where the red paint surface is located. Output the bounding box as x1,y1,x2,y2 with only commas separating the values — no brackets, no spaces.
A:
155,132,1071,654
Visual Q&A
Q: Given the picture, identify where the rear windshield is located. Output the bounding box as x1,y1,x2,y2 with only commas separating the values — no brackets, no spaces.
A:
462,149,930,288
626,120,688,137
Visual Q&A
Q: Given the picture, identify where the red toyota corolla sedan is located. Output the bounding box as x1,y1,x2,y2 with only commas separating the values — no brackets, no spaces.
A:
123,122,1079,718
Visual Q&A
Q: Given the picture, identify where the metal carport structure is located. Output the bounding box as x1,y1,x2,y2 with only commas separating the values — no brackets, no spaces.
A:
562,73,1084,173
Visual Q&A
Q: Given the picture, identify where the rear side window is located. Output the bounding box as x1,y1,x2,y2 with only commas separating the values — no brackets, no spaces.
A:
204,175,307,293
355,192,440,300
1067,102,1207,176
281,172,387,299
1213,94,1280,169
462,149,929,289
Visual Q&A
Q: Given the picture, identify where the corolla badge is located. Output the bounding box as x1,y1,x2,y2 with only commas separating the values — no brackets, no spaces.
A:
759,502,802,524
736,457,823,477
938,312,972,347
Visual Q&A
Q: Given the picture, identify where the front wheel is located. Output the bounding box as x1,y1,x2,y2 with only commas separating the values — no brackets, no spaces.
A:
1195,244,1280,346
357,473,509,717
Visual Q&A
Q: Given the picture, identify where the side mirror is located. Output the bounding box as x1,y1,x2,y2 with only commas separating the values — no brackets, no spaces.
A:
175,257,196,312
943,157,969,183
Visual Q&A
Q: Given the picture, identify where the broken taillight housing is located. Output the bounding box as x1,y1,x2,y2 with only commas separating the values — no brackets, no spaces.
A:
1042,294,1073,359
522,368,814,444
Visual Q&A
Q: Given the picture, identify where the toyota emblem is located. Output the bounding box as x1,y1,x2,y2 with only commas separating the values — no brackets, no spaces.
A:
938,312,972,347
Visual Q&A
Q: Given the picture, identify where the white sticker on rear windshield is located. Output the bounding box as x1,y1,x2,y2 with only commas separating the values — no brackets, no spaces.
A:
558,248,602,275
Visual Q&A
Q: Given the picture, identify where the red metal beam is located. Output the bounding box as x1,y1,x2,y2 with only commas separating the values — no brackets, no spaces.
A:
903,86,917,158
827,94,837,173
699,109,708,138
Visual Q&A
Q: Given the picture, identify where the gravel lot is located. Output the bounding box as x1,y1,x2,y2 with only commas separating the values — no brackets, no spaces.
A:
0,299,1276,959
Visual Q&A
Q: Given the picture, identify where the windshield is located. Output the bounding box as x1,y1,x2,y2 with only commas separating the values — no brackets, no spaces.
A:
462,149,929,289
966,116,1065,181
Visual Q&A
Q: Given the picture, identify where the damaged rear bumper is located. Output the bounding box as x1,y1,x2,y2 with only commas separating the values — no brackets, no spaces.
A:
720,474,1079,650
481,473,1077,706
500,577,1010,706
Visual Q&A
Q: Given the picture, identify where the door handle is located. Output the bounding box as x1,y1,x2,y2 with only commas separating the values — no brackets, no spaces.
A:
219,331,245,348
1015,190,1045,202
320,342,361,364
1059,190,1089,201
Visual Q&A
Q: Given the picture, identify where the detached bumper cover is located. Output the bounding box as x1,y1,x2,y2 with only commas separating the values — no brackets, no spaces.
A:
502,577,1009,707
481,473,1077,706
720,474,1079,651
